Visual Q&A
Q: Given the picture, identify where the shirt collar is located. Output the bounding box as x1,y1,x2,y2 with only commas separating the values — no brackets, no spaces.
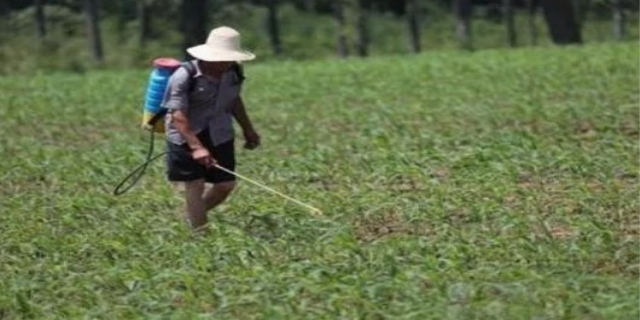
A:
191,60,234,81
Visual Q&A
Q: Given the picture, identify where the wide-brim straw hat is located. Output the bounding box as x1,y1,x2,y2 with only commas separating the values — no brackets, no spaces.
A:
186,26,256,62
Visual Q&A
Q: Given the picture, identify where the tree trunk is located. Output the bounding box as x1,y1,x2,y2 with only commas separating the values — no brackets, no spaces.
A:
527,0,538,45
356,0,370,57
181,0,209,58
138,0,150,47
539,0,582,45
453,0,473,51
84,0,104,63
0,2,8,16
503,0,517,47
265,0,283,56
612,0,626,40
406,0,421,53
333,0,348,58
572,0,590,31
35,0,46,39
303,0,314,12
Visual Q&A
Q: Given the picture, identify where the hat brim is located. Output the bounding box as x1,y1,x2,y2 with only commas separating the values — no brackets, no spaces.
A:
187,44,256,62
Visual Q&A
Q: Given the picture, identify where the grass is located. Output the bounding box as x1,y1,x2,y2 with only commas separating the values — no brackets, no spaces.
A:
0,41,638,319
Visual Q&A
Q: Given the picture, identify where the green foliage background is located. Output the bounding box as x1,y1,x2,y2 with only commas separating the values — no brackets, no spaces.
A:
0,1,638,75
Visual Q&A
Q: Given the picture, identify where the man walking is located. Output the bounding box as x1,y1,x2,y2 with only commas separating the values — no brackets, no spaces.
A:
162,26,260,231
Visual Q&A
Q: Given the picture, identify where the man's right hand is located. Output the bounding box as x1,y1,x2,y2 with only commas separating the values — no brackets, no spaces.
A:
192,147,216,168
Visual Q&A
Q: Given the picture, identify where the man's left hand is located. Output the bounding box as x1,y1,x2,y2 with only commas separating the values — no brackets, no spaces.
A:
243,129,261,150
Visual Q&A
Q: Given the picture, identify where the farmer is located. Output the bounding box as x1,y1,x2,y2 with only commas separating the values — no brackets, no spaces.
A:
162,26,260,231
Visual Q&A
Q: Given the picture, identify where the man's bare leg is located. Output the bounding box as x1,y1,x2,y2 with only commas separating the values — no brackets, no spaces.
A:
184,179,208,230
203,181,236,211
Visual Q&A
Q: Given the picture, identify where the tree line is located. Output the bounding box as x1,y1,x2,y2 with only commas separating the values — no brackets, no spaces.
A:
2,0,637,65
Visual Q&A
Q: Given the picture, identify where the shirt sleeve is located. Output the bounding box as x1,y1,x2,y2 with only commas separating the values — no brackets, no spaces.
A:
162,67,190,110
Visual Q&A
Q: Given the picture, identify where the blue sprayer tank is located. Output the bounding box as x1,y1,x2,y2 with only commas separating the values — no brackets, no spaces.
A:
141,57,182,133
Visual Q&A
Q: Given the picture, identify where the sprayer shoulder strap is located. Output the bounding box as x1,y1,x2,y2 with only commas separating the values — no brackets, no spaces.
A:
232,63,245,84
181,60,198,93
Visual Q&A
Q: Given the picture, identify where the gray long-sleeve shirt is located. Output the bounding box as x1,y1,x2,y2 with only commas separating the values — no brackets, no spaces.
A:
162,60,243,146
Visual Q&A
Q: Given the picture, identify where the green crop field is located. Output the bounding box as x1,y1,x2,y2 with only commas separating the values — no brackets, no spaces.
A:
1,42,638,319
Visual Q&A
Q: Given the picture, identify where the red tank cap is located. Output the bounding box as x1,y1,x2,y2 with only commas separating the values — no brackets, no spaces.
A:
153,57,182,69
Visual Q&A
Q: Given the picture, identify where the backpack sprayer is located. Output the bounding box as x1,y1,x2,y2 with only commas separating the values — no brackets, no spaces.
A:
111,58,179,196
113,58,322,215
